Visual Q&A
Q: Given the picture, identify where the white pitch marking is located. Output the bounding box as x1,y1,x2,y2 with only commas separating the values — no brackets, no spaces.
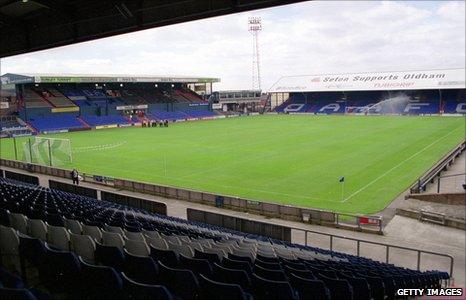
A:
342,127,463,202
73,141,127,153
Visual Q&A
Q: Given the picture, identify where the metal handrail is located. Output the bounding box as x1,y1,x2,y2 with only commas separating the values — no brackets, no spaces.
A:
291,226,454,277
411,141,465,193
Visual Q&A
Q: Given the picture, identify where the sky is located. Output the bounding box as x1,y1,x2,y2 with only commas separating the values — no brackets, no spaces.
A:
0,0,465,91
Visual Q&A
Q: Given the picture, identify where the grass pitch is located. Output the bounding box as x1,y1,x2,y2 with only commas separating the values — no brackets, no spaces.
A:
1,115,464,214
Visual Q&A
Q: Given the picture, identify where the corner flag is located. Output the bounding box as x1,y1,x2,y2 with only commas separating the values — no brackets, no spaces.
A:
339,176,345,201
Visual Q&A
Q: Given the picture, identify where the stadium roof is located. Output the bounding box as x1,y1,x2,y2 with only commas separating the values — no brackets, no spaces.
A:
268,68,466,93
0,0,308,58
0,73,220,84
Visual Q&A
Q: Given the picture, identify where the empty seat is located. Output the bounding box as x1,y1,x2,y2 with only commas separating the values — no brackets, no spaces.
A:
223,257,253,275
146,236,169,250
284,266,315,280
79,257,123,299
18,236,46,282
256,253,278,263
318,274,353,300
105,225,124,235
150,245,179,267
0,225,20,270
199,274,252,300
125,238,150,257
168,241,194,258
255,259,282,271
0,208,10,226
124,230,145,241
9,213,28,234
158,261,200,300
94,241,125,271
251,273,298,300
289,273,330,300
339,272,371,300
46,225,70,250
355,273,385,300
142,229,161,239
0,288,38,300
70,233,96,263
254,264,287,281
162,234,182,245
179,254,213,277
45,213,64,227
124,249,159,285
195,249,221,264
82,224,102,242
38,245,81,294
64,218,82,234
0,266,24,288
102,230,125,250
121,272,173,300
213,263,252,292
26,219,47,240
229,253,253,265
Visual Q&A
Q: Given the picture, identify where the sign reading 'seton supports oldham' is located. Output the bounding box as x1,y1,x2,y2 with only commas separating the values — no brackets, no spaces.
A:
268,68,465,93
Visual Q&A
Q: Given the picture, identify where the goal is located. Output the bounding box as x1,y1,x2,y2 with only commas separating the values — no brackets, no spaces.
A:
22,137,72,166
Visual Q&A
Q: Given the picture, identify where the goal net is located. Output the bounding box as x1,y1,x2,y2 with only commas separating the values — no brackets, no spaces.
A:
22,137,72,166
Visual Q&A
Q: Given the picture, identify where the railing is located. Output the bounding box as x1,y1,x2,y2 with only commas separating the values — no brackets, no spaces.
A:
410,141,465,193
290,226,454,277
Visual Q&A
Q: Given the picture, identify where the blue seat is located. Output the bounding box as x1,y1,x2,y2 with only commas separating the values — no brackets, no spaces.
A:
254,264,287,281
38,245,81,294
284,266,316,280
19,236,46,271
255,259,283,271
121,272,173,300
194,249,221,264
124,249,159,284
44,213,64,227
79,257,123,299
0,208,10,226
213,263,252,292
289,273,330,300
256,254,279,264
95,241,125,271
338,272,371,300
317,274,353,300
0,267,24,289
0,288,37,300
158,261,200,300
223,257,253,275
228,253,253,265
199,274,252,300
179,254,213,277
251,273,299,300
150,246,179,268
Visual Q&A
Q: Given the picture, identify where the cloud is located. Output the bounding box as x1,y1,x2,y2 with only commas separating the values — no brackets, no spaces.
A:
1,1,464,90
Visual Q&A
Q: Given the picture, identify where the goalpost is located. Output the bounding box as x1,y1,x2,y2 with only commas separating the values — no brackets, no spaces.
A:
22,137,72,166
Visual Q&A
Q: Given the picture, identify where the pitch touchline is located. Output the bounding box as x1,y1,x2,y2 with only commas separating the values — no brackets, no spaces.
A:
341,127,462,203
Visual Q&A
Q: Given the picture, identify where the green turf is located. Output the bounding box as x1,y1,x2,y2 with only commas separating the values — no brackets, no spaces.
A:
1,115,464,214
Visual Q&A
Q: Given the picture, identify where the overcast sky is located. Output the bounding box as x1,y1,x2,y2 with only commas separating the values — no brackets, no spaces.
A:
1,1,465,91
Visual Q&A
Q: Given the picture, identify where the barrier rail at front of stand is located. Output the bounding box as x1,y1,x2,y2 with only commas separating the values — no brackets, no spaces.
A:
297,227,454,278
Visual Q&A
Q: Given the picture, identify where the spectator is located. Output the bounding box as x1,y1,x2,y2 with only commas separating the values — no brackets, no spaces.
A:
71,169,79,185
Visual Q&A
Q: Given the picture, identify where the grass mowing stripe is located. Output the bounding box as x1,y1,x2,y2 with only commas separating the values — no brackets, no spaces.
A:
341,125,463,202
0,115,463,214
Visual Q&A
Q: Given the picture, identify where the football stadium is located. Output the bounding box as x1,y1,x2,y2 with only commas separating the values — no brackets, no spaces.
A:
0,1,465,299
